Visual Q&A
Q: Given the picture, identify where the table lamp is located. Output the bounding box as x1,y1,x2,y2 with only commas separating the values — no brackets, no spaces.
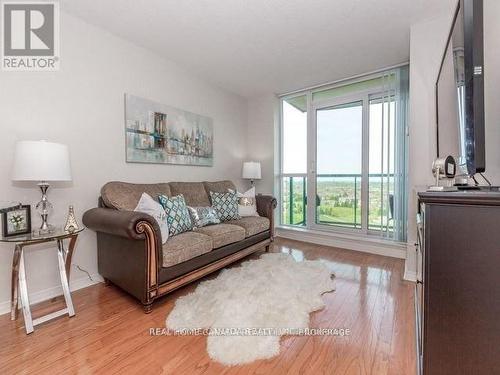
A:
242,161,261,187
11,141,72,233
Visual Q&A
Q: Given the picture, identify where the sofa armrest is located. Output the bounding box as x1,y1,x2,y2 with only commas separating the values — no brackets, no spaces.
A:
84,207,161,308
256,194,277,219
83,207,162,242
256,195,277,239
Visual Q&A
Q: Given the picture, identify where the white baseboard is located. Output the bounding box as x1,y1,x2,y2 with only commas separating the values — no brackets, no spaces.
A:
275,226,407,259
403,242,417,282
0,273,103,316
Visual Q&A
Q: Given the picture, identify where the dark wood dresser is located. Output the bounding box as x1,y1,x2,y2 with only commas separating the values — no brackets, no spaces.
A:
416,191,500,375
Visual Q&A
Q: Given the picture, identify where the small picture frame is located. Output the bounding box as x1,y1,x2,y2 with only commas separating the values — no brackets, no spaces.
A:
1,205,31,237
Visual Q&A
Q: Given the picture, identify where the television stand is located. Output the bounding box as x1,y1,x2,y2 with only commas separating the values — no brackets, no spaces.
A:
416,191,500,374
456,185,499,191
456,185,481,190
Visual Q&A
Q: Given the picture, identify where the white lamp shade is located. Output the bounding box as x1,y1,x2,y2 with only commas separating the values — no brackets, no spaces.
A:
242,161,261,180
11,140,72,182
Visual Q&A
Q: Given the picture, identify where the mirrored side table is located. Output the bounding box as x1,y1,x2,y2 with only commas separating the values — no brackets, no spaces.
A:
1,227,83,334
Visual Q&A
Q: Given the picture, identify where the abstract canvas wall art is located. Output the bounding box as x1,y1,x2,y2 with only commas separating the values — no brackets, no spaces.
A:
125,94,213,166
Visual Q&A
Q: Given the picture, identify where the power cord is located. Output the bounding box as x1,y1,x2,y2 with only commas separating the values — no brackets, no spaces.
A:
478,172,492,187
74,264,93,282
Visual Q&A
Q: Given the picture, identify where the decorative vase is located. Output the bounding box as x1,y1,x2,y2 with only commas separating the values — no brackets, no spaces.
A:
64,206,79,232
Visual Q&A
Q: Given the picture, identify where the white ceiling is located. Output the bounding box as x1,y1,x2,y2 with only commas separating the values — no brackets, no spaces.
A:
62,0,455,98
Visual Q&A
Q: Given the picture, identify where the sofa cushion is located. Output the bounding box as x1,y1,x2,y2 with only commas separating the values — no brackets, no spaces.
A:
228,216,270,237
158,194,193,236
209,191,240,222
195,224,245,248
203,180,237,194
169,182,210,207
101,182,171,211
162,232,213,268
134,193,169,244
230,187,259,217
188,206,220,228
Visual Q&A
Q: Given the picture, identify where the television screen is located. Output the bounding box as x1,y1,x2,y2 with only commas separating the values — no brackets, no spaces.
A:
436,0,484,176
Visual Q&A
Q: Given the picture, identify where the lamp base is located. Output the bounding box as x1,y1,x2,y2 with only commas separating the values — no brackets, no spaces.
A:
36,182,54,233
38,221,55,235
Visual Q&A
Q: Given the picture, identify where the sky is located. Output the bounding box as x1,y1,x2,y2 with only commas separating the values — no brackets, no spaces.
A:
282,99,395,176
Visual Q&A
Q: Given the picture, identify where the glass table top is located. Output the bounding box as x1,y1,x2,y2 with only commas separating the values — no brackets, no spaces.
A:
0,227,84,243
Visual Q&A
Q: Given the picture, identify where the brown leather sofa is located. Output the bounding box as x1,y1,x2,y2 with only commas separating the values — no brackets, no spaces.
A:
82,180,276,313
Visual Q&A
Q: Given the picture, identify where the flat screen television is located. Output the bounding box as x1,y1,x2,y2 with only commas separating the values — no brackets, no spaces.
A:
436,0,484,176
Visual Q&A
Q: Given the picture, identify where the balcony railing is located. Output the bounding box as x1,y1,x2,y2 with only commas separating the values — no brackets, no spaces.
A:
281,173,394,230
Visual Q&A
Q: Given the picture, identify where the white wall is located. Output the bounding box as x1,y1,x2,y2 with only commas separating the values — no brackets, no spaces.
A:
0,13,248,312
483,0,500,180
246,94,279,195
405,12,455,278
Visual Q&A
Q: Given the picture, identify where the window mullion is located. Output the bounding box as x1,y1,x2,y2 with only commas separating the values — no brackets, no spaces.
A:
361,95,370,233
278,100,284,225
306,91,315,230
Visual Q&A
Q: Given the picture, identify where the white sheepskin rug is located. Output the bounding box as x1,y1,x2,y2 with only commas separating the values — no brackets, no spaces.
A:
166,252,335,366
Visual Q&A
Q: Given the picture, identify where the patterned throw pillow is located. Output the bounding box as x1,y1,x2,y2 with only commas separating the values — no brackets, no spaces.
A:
188,206,220,228
158,194,193,236
209,191,240,222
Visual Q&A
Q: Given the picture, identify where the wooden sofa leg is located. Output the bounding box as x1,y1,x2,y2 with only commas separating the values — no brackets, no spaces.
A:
143,303,153,314
265,245,270,252
104,278,111,286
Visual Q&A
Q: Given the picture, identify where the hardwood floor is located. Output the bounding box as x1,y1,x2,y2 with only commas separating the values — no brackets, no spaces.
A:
0,238,416,375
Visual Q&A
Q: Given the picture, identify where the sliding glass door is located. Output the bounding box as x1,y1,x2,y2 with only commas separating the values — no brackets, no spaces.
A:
368,96,395,234
309,92,397,235
312,99,364,230
280,67,408,241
